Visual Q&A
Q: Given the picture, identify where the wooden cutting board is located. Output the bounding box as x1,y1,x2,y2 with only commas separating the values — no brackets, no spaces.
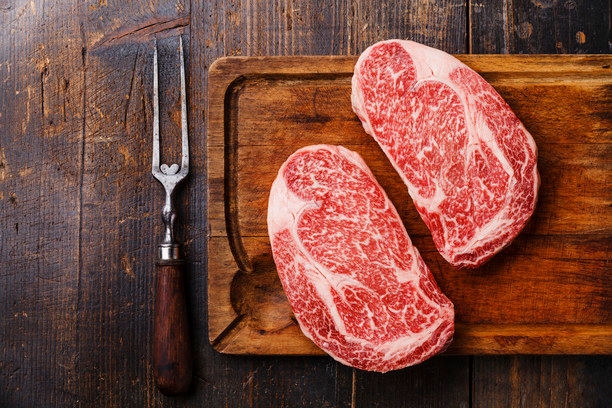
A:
207,55,611,355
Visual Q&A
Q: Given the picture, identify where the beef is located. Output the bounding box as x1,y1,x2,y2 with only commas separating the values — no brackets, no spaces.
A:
352,40,540,268
267,144,454,372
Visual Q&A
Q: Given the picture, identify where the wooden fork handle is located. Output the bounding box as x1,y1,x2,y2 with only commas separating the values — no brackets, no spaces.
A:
153,260,192,395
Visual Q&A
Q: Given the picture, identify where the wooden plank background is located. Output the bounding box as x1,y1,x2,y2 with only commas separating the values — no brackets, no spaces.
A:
0,0,609,407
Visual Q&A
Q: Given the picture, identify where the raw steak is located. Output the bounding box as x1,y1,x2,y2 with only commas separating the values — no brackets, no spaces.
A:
352,40,540,268
267,144,454,372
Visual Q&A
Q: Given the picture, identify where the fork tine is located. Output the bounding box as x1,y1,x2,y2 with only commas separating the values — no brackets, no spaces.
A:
152,38,160,174
179,36,189,174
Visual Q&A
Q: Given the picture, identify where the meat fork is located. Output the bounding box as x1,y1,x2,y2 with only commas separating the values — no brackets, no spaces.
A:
151,36,192,395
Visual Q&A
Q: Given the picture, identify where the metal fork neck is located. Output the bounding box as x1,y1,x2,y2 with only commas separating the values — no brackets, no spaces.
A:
159,188,181,260
162,188,176,241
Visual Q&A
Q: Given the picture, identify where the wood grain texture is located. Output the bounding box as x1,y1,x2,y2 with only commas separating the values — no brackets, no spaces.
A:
354,356,470,408
472,355,612,408
470,0,610,53
198,0,467,57
0,1,84,406
1,0,610,407
207,54,611,356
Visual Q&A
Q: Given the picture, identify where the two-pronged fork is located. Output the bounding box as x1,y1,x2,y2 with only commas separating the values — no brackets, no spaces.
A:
151,36,192,396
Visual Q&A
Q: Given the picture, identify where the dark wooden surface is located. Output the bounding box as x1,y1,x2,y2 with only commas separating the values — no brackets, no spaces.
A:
0,0,609,407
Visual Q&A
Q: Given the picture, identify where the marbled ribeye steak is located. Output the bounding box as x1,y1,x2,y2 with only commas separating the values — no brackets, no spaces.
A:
352,40,540,267
267,144,454,372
